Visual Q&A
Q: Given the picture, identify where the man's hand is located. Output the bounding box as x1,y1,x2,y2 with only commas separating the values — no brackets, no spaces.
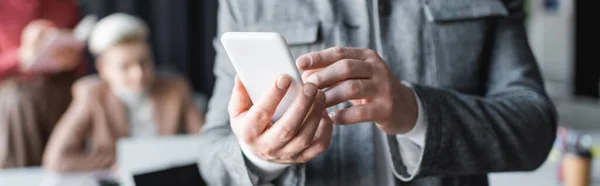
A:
297,47,418,134
229,75,333,163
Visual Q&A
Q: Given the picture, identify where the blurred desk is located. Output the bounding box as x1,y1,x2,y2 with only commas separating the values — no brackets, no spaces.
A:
490,159,599,186
0,167,115,186
490,130,600,186
0,167,45,186
0,136,204,186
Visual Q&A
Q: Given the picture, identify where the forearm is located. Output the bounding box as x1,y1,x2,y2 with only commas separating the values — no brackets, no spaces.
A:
43,93,107,172
45,149,114,172
412,85,556,176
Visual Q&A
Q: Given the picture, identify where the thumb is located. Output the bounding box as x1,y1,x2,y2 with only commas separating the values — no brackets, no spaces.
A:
228,75,252,118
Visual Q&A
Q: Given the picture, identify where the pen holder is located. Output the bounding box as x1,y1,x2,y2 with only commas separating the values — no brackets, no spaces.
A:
562,151,592,186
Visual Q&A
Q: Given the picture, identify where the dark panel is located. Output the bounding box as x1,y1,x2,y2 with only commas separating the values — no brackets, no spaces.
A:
574,0,599,98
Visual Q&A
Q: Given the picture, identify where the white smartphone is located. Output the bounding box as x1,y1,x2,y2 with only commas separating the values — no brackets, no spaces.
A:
221,32,303,121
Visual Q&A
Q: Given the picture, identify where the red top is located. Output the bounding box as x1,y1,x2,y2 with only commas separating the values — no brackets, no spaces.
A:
0,0,81,81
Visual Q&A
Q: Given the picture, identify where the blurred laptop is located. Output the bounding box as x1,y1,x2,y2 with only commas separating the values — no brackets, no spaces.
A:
117,135,206,186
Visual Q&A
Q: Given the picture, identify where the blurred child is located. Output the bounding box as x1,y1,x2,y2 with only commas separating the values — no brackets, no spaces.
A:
43,13,204,172
0,0,85,168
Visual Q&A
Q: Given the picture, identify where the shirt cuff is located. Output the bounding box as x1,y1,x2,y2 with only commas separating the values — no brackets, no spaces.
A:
396,81,427,147
239,140,290,182
394,82,427,179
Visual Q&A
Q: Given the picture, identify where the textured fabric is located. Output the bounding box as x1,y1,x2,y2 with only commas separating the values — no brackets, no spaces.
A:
197,0,557,185
43,74,203,171
0,73,77,168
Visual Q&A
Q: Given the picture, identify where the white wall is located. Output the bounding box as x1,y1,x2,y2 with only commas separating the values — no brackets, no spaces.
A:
526,0,575,98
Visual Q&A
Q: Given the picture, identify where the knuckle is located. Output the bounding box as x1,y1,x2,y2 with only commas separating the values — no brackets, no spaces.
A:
241,133,254,144
254,107,272,122
313,142,329,153
295,156,311,163
311,75,322,85
278,126,295,142
339,59,353,77
261,146,277,156
364,49,377,56
332,47,345,59
346,81,361,96
308,53,319,63
296,137,312,149
294,101,309,112
375,61,389,71
356,108,370,120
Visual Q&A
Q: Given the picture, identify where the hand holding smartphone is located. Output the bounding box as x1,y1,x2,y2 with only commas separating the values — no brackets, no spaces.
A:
222,32,333,164
221,32,303,121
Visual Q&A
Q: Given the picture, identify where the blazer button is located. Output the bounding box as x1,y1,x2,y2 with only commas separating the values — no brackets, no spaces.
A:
379,1,391,16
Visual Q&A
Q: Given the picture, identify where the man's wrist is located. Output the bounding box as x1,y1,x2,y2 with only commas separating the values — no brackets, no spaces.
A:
396,81,427,145
394,81,419,134
239,140,290,181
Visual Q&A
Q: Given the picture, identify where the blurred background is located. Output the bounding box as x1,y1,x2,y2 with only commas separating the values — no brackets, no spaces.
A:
81,0,218,98
0,0,597,185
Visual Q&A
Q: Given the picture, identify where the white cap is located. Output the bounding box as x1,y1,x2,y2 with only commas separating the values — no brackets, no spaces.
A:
88,13,149,55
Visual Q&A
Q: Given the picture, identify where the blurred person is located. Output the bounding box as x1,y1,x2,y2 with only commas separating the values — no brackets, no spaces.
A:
198,0,558,185
43,13,204,172
0,0,85,168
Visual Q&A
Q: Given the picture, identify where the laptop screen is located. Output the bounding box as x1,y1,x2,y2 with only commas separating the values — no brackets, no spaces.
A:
132,163,206,186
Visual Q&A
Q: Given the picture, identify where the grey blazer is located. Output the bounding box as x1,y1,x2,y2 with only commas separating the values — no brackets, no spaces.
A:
197,0,557,185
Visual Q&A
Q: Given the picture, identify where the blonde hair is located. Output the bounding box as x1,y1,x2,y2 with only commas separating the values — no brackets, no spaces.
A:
88,13,149,55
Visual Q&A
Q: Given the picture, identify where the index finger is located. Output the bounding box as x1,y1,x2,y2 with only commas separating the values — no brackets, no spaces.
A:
246,75,292,124
296,47,367,70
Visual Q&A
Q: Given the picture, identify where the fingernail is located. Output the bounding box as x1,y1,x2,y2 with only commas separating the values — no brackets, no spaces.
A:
277,75,292,90
303,83,318,97
297,56,312,69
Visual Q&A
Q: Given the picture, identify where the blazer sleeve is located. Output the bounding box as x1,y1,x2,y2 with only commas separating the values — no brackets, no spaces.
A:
43,78,115,172
388,0,557,179
196,0,305,185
